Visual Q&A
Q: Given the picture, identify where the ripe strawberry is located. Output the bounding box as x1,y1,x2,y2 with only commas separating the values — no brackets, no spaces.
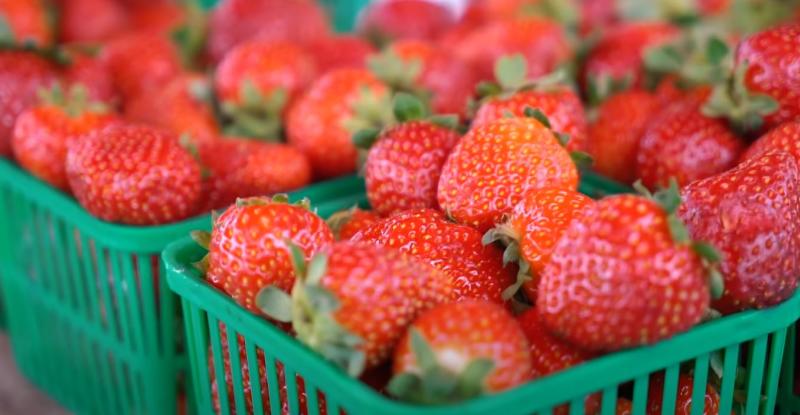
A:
389,300,531,403
286,69,389,178
0,50,58,156
304,35,375,74
453,17,572,81
0,0,52,46
100,32,183,102
214,40,315,139
359,0,456,41
197,197,332,314
56,0,128,43
646,372,721,415
62,52,118,105
538,191,713,352
580,0,617,35
206,0,330,64
128,2,185,35
198,138,312,211
742,120,800,161
636,96,744,190
678,151,800,313
353,208,515,304
588,89,659,183
326,207,380,241
615,399,633,414
65,124,202,225
438,117,578,232
125,73,218,145
485,187,593,300
12,86,118,191
261,241,452,375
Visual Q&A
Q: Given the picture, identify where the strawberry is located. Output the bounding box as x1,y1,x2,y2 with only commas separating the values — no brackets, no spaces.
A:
304,34,375,74
100,31,183,102
453,17,572,82
582,21,679,99
616,399,633,414
326,207,380,241
388,300,531,403
646,372,721,415
484,187,593,301
62,51,118,105
286,69,389,179
65,123,202,225
128,2,185,35
0,50,58,156
12,85,117,191
636,95,745,190
198,138,312,211
359,94,461,216
353,208,515,304
537,189,715,352
370,39,479,119
588,89,659,183
56,0,128,43
678,150,800,313
580,0,617,35
742,120,800,161
125,73,218,145
438,116,578,232
358,0,456,41
194,196,333,314
0,0,52,46
214,40,316,139
206,0,330,64
260,241,452,375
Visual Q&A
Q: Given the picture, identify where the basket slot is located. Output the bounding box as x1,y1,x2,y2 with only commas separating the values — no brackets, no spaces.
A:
719,344,740,415
135,253,160,356
208,316,232,413
30,204,59,296
109,250,139,353
77,232,101,325
47,213,72,307
304,378,321,415
599,386,618,415
661,363,681,415
119,253,148,353
184,300,212,413
631,374,650,414
264,354,282,415
765,328,788,412
283,363,301,415
225,324,248,414
779,324,797,414
243,337,266,415
746,335,769,414
690,353,710,414
54,219,80,314
96,247,121,340
568,396,585,415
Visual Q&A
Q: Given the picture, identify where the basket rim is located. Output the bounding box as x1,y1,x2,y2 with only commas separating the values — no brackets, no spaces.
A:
164,236,800,414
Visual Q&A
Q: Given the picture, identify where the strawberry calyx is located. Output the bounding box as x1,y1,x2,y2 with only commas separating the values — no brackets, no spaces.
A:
644,26,732,89
476,54,569,101
220,79,286,140
585,72,634,107
258,243,366,377
37,83,108,118
519,106,594,169
482,222,533,301
190,230,211,273
618,0,705,25
387,328,495,404
326,205,368,240
170,0,208,69
367,48,427,98
702,60,779,135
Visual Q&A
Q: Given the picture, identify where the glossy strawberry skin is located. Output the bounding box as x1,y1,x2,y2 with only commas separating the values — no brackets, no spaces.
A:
65,124,202,225
365,121,460,216
743,120,800,161
286,69,388,178
517,308,594,379
56,0,128,43
207,199,333,313
393,300,532,392
128,2,185,35
317,241,453,369
636,99,744,190
509,188,594,299
359,0,456,41
588,90,659,183
735,23,800,131
473,88,588,152
336,208,380,241
100,32,183,102
199,138,312,211
214,40,316,108
0,51,58,156
438,117,578,232
12,107,118,191
646,373,721,415
538,195,710,351
353,209,515,304
304,35,375,74
679,151,800,313
0,0,53,46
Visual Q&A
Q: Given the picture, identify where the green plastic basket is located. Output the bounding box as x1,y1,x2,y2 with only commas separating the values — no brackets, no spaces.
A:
778,325,800,414
198,0,371,32
0,158,367,415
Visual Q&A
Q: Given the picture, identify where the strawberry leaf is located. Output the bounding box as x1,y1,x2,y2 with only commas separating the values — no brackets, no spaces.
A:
692,241,722,262
352,128,381,150
523,106,552,128
495,54,528,90
286,241,307,280
456,359,494,398
393,92,427,122
190,230,211,249
306,253,329,286
255,286,293,322
475,81,502,98
706,36,729,66
570,151,594,169
411,329,438,372
428,114,459,130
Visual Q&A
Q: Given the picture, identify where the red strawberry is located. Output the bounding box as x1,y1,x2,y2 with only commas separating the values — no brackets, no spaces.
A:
125,73,218,145
580,0,618,35
326,207,380,241
454,17,572,81
62,52,118,105
362,101,461,216
206,0,330,64
646,372,721,415
56,0,128,43
636,96,744,189
0,51,58,156
389,300,531,403
198,138,312,211
261,241,452,375
100,32,183,102
353,208,515,304
128,2,185,35
485,187,593,300
438,117,578,232
214,40,316,139
0,0,53,46
65,124,202,225
359,0,456,41
286,69,389,178
517,308,595,379
743,120,800,161
588,89,659,183
679,151,800,313
12,86,118,191
304,35,375,74
538,191,713,351
616,399,633,414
